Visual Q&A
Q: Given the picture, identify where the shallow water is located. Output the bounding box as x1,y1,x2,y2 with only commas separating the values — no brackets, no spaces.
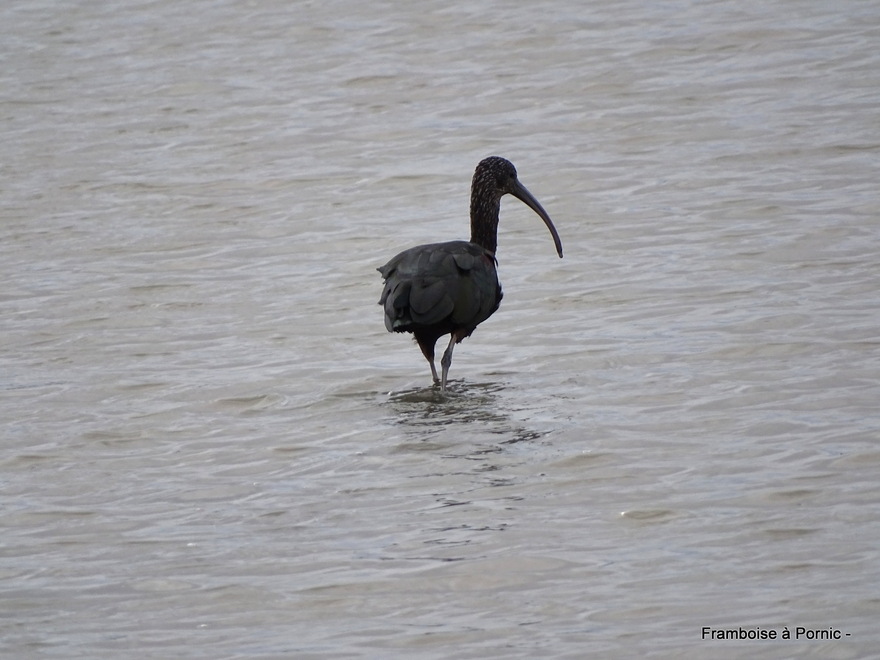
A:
2,0,879,657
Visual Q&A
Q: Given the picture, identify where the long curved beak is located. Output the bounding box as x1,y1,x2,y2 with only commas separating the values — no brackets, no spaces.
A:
509,179,564,258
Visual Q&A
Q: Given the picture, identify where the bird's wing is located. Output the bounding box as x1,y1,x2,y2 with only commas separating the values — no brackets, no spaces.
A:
378,241,498,332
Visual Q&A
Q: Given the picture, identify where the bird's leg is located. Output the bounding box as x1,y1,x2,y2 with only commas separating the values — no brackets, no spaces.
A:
416,337,440,385
439,334,458,392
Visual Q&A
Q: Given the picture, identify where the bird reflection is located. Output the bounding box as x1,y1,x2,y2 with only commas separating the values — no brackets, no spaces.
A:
383,380,547,447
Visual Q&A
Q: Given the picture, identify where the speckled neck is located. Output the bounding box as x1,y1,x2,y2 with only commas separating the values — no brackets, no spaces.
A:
469,161,505,254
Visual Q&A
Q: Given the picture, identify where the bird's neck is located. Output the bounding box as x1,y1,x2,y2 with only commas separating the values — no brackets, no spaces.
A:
469,196,501,255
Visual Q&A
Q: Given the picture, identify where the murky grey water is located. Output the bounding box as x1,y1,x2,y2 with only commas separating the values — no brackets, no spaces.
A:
3,0,879,657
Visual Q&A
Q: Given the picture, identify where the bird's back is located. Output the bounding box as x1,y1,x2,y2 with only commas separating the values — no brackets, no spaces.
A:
378,240,502,336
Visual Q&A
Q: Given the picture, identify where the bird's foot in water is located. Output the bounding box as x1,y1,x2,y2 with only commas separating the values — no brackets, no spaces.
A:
430,378,450,394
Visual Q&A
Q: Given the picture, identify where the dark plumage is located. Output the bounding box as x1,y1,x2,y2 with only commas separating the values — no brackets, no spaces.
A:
378,157,563,391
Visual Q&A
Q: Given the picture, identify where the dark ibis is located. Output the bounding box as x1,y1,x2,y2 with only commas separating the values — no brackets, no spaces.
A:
377,156,563,391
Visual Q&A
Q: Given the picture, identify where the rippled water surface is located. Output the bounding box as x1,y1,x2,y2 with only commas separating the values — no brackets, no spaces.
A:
3,0,879,657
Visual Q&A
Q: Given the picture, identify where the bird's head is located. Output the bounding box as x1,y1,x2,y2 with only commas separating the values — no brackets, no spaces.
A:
471,156,563,258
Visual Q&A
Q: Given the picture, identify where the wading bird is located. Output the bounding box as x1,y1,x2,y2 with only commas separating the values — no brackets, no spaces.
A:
377,156,563,391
